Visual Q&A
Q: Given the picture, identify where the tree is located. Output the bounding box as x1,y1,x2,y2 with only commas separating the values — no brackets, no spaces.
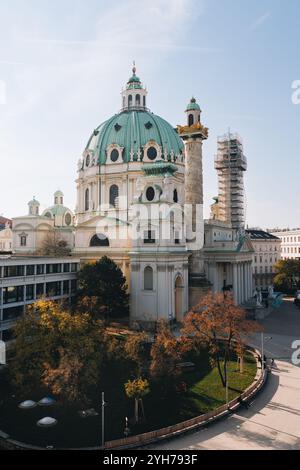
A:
150,322,185,389
77,256,129,319
182,292,260,388
10,300,106,403
38,231,71,256
124,332,150,376
124,378,150,423
274,259,300,292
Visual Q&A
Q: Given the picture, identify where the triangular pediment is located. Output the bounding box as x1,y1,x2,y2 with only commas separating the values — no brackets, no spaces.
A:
76,214,129,229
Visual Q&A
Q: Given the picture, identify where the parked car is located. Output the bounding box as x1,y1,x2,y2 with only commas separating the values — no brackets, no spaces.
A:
294,291,300,307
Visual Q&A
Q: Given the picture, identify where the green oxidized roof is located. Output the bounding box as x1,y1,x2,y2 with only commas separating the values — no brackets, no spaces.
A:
42,205,70,217
186,97,201,111
143,160,178,177
86,110,184,164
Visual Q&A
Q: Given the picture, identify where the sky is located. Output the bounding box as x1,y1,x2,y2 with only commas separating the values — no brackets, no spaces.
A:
0,0,299,229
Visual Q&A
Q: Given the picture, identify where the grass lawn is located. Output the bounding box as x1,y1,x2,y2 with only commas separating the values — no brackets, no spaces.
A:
0,350,257,448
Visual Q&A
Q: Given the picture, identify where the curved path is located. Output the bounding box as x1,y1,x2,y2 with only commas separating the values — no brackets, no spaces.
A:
148,299,300,450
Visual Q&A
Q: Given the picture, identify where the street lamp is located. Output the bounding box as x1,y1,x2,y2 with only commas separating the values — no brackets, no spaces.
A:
261,334,272,372
101,392,106,449
124,416,130,437
225,361,229,408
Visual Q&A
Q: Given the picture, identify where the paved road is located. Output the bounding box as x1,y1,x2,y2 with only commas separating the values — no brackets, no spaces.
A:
149,299,300,450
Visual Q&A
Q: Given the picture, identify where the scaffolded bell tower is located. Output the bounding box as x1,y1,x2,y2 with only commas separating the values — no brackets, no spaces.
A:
214,132,247,230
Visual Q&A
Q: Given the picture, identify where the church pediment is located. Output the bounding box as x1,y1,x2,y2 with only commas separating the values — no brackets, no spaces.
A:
76,214,129,229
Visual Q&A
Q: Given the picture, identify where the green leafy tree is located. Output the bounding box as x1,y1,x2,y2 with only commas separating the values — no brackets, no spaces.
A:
78,256,129,319
274,259,300,292
10,300,106,403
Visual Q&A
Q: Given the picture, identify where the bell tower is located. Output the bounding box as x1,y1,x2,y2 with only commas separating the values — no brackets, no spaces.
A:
178,98,211,307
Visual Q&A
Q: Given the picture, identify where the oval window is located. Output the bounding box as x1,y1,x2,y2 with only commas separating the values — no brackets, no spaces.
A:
65,213,72,226
147,146,157,160
146,187,155,202
86,154,90,167
110,149,119,162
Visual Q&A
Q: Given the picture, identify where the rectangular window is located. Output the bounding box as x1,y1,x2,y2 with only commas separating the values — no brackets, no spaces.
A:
26,265,35,276
46,281,61,297
71,280,77,294
3,306,23,321
63,263,70,273
36,283,45,298
46,264,62,274
63,280,70,295
4,265,25,278
71,263,78,272
3,285,24,304
144,230,156,244
26,284,34,301
36,264,45,275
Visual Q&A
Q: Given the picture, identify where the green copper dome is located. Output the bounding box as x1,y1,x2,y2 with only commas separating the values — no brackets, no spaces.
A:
186,97,201,111
86,110,184,164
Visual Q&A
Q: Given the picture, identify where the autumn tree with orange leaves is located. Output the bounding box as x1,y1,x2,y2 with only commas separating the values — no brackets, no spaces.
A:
150,322,186,391
182,292,261,388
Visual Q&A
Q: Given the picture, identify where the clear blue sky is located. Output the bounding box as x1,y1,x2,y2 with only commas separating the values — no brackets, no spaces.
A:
0,0,299,228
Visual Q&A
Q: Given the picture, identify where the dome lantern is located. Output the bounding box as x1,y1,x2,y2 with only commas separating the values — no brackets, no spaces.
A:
121,62,148,111
54,190,64,205
185,97,201,126
28,197,40,216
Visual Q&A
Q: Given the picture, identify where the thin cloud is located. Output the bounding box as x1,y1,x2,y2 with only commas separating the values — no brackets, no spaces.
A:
23,38,220,54
251,11,271,30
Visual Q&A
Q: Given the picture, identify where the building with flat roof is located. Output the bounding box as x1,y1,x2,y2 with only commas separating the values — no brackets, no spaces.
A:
0,256,80,342
246,229,281,289
269,228,300,260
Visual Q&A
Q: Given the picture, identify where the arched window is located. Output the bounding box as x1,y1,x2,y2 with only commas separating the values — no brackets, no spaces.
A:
143,96,146,107
144,266,153,291
173,189,178,203
128,95,133,107
90,234,109,247
85,188,89,211
109,184,119,208
110,149,119,162
65,213,72,226
136,94,140,106
188,114,194,126
146,186,155,202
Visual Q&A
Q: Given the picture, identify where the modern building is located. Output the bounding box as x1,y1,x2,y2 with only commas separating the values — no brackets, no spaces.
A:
269,228,300,260
246,229,281,289
0,257,80,342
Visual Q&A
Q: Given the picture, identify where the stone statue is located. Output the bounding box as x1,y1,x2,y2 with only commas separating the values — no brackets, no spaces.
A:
77,158,83,171
133,177,145,203
160,175,173,202
256,289,263,307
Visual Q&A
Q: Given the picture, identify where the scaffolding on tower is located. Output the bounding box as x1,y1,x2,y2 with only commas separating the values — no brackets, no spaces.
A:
214,131,247,229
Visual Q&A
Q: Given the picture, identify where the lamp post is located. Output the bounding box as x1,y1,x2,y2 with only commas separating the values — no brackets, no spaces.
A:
124,416,130,438
261,332,264,373
101,392,106,449
261,334,272,372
